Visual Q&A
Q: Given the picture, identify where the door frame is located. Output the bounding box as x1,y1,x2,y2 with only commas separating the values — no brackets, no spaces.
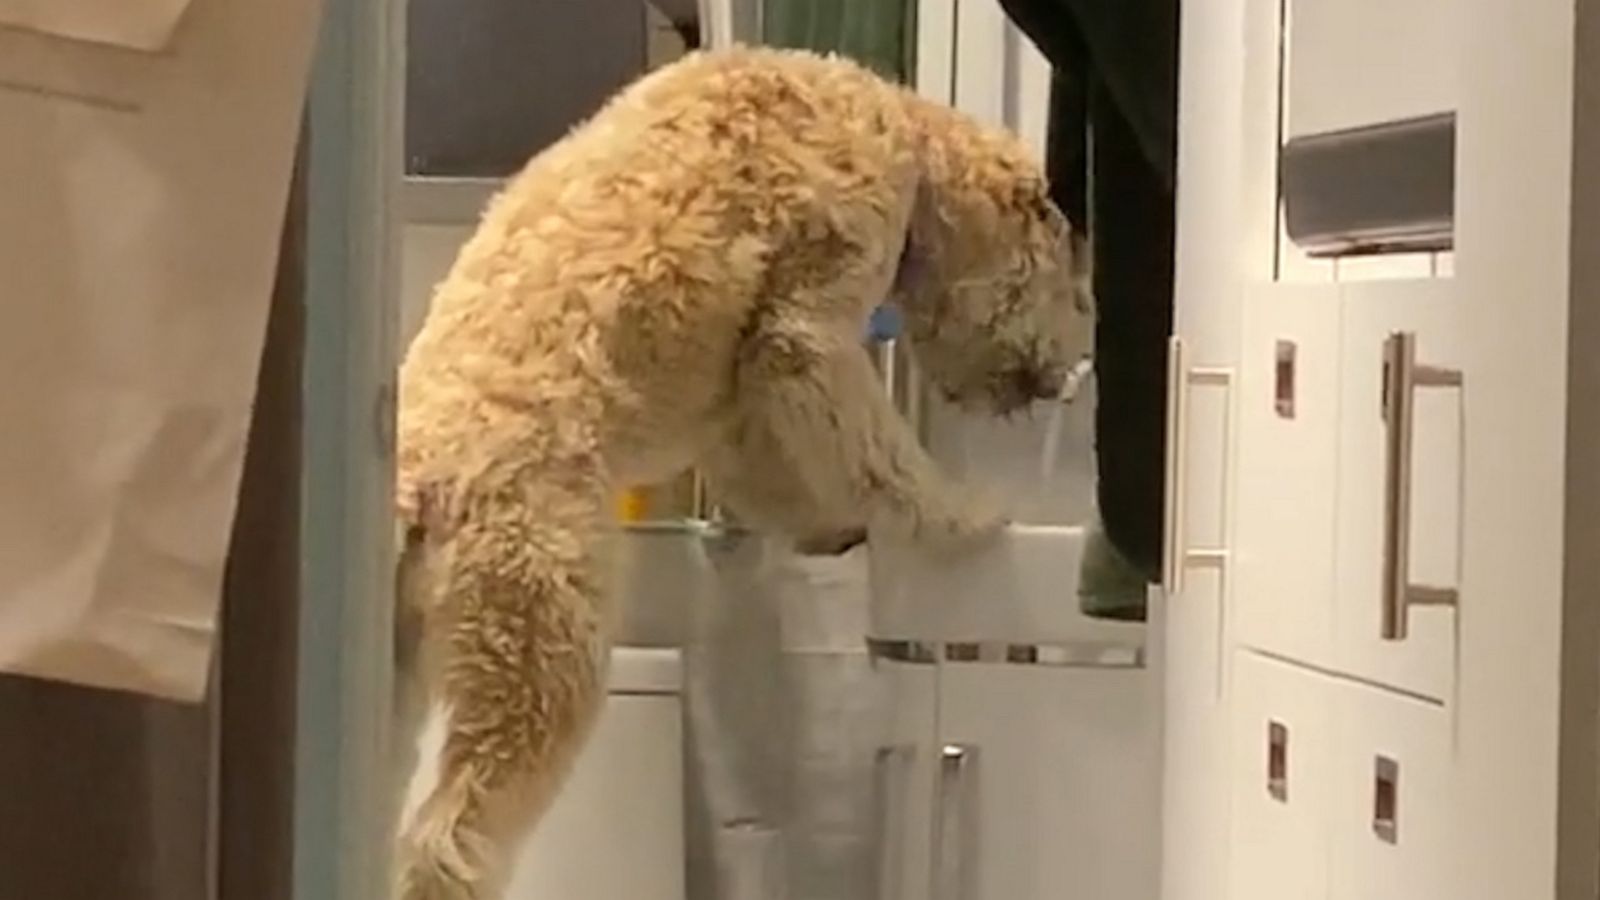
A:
292,0,404,896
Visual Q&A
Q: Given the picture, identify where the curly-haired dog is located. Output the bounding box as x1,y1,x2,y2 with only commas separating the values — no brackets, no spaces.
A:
393,47,1092,900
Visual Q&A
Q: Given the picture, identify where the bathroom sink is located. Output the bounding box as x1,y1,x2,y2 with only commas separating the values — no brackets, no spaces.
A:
613,521,1146,656
867,524,1145,652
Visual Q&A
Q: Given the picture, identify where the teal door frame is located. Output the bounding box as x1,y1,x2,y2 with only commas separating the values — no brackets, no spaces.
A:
294,0,404,896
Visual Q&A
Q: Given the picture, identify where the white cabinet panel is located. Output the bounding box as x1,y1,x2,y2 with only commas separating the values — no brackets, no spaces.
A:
1161,569,1230,900
874,659,939,900
1284,0,1462,137
1165,0,1254,892
938,664,1161,900
1335,280,1462,701
1173,0,1594,896
1228,653,1457,900
1227,651,1332,900
1009,27,1053,159
510,694,686,900
1232,284,1340,663
913,0,956,104
951,0,1008,129
1326,681,1454,900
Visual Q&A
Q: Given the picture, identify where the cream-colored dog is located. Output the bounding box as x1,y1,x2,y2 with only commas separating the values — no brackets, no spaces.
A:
393,46,1092,900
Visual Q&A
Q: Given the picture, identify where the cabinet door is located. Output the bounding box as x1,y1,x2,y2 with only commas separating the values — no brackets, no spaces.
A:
1226,651,1332,900
1335,280,1463,701
1326,681,1453,900
1161,565,1230,900
1232,283,1341,664
1282,0,1461,139
873,658,938,900
937,663,1162,900
510,695,686,900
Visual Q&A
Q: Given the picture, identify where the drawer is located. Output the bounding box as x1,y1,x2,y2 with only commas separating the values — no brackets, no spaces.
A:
1227,651,1332,900
1334,280,1462,701
1232,283,1341,664
1326,680,1454,900
938,663,1162,900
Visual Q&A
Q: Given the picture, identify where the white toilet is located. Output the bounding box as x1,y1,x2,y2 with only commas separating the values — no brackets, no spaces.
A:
504,646,687,900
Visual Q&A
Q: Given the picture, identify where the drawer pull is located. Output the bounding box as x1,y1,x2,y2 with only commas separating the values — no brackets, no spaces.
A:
1373,755,1400,844
1163,336,1235,595
934,744,979,900
1274,340,1297,419
1380,331,1462,640
873,745,914,900
1267,721,1289,802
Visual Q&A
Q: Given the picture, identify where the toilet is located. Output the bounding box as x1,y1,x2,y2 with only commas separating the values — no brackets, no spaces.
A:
504,646,687,900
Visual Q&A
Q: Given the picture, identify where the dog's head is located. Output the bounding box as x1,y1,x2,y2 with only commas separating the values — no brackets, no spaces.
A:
893,130,1093,415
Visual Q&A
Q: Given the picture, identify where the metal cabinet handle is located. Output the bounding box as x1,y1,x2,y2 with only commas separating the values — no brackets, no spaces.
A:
1163,336,1187,592
1163,335,1235,595
933,744,979,900
872,745,914,900
1380,331,1462,640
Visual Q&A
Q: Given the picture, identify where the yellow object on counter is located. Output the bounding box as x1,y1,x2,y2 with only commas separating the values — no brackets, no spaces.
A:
616,488,649,523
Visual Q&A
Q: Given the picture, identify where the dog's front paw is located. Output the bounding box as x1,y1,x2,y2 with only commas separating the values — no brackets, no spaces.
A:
912,489,1010,549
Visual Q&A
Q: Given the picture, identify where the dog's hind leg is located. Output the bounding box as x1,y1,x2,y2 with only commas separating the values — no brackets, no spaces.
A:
393,452,614,900
391,519,436,855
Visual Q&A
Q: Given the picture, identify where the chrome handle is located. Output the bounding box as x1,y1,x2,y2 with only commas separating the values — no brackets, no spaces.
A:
1163,335,1235,594
933,744,979,900
872,745,914,900
1163,336,1187,592
1380,331,1462,640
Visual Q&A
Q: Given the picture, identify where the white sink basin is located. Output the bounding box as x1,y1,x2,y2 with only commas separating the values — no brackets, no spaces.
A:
867,524,1145,649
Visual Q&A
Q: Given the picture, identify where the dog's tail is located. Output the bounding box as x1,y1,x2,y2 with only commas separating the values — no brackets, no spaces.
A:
394,444,614,900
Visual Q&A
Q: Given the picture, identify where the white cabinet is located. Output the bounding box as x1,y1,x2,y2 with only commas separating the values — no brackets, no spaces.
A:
1227,650,1456,900
867,527,1160,900
1325,676,1453,900
874,659,939,900
1333,280,1463,702
1170,0,1599,896
1283,0,1462,138
1231,278,1462,701
939,664,1162,900
872,654,1162,900
1227,652,1332,900
1232,283,1340,665
505,649,687,900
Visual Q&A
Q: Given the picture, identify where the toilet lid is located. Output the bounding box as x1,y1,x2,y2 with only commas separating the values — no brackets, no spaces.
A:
608,647,683,695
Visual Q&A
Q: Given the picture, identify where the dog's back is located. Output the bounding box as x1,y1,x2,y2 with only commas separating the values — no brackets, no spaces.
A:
398,48,923,496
